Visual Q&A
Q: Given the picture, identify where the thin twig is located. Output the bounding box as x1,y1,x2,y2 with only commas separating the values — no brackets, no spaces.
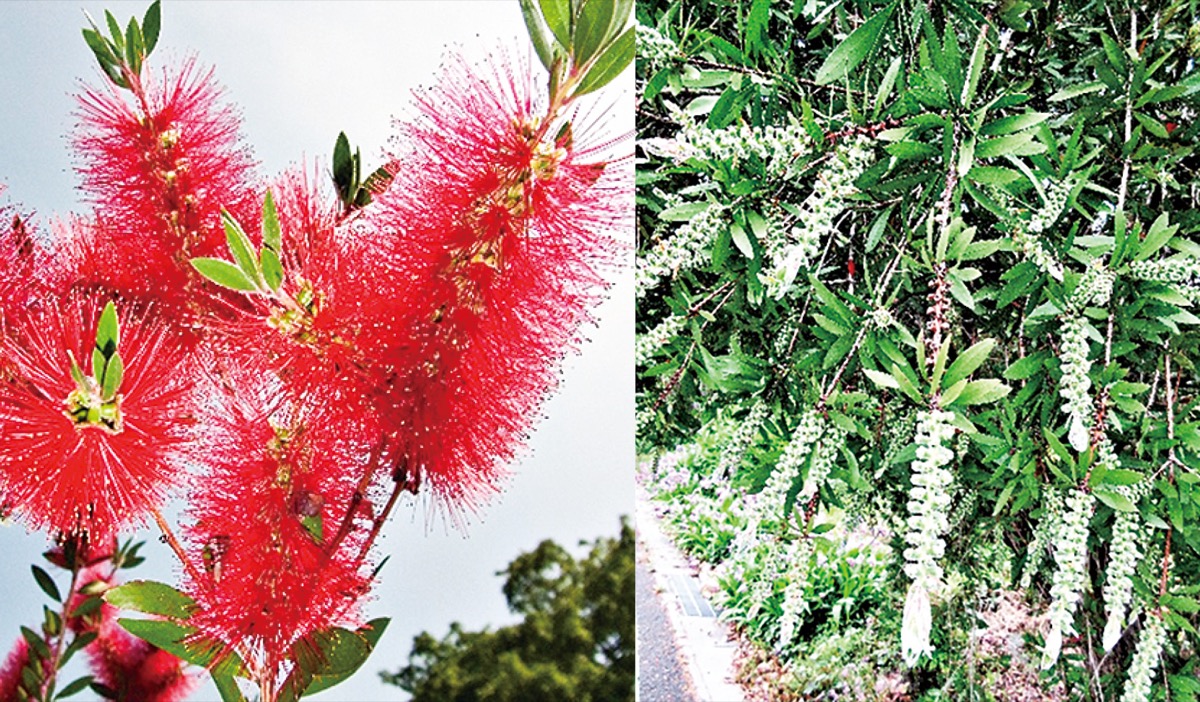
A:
152,508,204,587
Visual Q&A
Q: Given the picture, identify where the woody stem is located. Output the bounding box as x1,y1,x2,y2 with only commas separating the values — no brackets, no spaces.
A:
151,508,204,587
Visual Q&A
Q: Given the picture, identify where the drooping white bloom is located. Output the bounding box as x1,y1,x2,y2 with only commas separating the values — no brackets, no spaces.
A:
759,137,874,299
901,409,956,666
636,314,687,367
1102,472,1149,652
1058,315,1094,452
637,203,727,299
1119,612,1166,702
717,400,770,477
757,410,825,517
799,428,844,504
668,116,815,180
635,23,680,65
1041,487,1094,669
1072,260,1116,308
777,537,815,647
1018,489,1064,590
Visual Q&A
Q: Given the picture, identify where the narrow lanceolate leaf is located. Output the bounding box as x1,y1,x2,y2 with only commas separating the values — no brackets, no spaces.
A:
302,619,391,696
191,258,259,292
961,23,988,107
873,56,902,119
863,367,900,390
262,190,281,252
96,301,119,356
104,580,196,620
222,209,262,284
538,0,572,49
332,132,353,199
101,353,124,401
142,1,161,54
943,338,996,388
31,565,61,602
955,378,1011,405
574,25,634,96
58,676,95,699
261,248,284,292
573,0,615,65
813,1,896,85
1133,212,1177,261
519,0,555,71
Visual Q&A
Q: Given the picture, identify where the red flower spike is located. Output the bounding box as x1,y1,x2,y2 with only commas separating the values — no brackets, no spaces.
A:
73,59,260,319
181,372,373,682
363,49,630,511
202,171,388,422
67,565,199,702
0,295,195,544
0,638,28,702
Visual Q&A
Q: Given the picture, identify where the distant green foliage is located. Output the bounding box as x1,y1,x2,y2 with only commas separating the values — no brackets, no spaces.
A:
637,0,1200,699
380,521,634,702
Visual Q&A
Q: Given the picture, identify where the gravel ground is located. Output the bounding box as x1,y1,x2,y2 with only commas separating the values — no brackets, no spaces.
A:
636,540,699,702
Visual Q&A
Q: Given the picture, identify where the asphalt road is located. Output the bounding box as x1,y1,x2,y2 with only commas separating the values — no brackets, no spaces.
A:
636,541,698,702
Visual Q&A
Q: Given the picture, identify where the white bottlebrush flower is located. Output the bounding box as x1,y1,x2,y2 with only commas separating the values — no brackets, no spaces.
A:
760,137,874,299
1018,489,1064,590
869,307,896,329
635,23,680,65
1102,471,1149,652
1058,315,1094,452
1041,487,1095,669
901,409,956,666
1128,258,1200,284
1119,612,1166,702
757,410,825,518
637,203,727,299
776,537,815,647
672,116,816,180
717,400,770,477
1071,260,1116,308
799,428,844,504
636,314,688,367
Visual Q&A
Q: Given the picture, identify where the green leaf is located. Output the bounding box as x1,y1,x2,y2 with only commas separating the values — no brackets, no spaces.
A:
1048,81,1105,102
943,339,995,388
301,619,390,696
104,10,124,51
31,565,60,603
96,301,119,356
58,676,95,699
863,368,900,390
518,0,554,71
538,0,572,49
118,619,242,677
574,25,633,97
300,514,324,545
104,580,196,619
261,248,284,292
979,112,1051,136
873,56,902,119
961,23,988,107
955,378,1010,405
213,673,248,702
891,363,923,403
1003,354,1043,380
81,28,123,86
142,1,161,55
939,378,967,405
332,132,353,200
222,209,262,285
1093,489,1136,512
573,0,615,65
729,222,754,259
125,16,144,76
191,258,259,292
262,190,281,252
813,1,896,85
1133,213,1177,262
101,353,123,401
975,133,1046,158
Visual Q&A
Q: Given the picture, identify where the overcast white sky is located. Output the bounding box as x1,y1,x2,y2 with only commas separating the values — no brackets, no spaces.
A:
0,2,632,700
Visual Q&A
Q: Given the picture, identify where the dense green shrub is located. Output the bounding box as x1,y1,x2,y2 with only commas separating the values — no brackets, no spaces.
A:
636,1,1200,699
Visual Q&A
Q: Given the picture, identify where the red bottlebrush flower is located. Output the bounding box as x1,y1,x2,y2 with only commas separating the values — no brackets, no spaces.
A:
0,295,195,544
181,372,373,681
0,197,38,322
0,638,28,702
73,59,259,317
67,565,198,702
363,49,629,510
201,170,388,419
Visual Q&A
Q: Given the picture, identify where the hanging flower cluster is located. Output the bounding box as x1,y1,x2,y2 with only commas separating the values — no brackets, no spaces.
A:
1018,489,1064,590
776,537,815,647
1119,612,1166,702
756,409,825,517
635,313,687,367
636,203,727,299
1071,260,1116,308
635,23,680,66
1102,477,1148,652
1041,486,1094,669
717,400,770,477
1058,315,1095,452
0,1,632,698
760,137,874,299
667,117,814,180
901,409,956,667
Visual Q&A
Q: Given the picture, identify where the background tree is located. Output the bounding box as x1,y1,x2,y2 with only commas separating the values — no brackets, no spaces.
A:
379,519,634,702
